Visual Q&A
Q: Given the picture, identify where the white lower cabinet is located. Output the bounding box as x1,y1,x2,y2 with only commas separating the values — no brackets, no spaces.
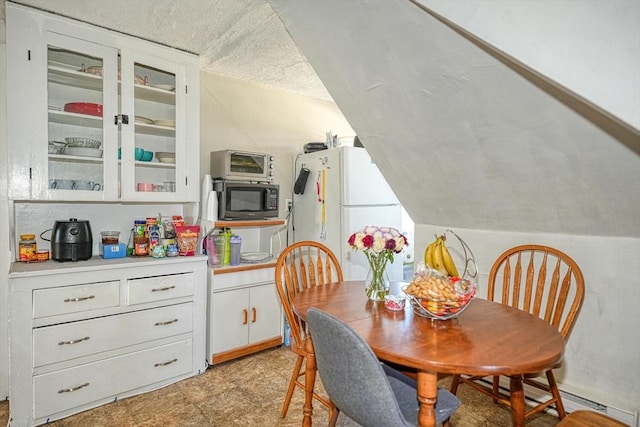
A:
9,256,207,426
209,267,282,364
34,340,193,419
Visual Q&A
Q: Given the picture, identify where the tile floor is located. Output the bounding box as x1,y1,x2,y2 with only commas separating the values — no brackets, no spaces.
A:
0,346,559,426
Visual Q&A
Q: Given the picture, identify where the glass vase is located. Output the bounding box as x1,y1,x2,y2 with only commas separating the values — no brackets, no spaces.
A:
365,253,391,301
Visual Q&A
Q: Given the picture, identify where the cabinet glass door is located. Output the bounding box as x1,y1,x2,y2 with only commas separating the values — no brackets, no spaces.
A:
44,32,118,200
120,49,185,201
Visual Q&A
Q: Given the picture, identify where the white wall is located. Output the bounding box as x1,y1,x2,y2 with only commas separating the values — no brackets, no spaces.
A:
270,0,640,415
199,71,354,221
0,7,354,402
415,225,640,413
418,0,640,132
269,0,640,238
0,8,9,399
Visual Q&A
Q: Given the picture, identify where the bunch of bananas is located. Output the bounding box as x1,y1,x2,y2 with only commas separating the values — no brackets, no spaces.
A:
424,234,459,277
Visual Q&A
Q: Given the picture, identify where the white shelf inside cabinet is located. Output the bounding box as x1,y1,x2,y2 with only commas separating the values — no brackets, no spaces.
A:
48,65,103,90
135,122,176,137
133,160,176,169
135,85,176,105
49,154,104,164
48,65,177,106
49,110,103,128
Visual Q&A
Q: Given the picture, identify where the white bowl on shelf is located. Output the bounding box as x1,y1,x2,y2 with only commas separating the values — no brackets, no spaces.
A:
64,147,103,158
156,151,176,163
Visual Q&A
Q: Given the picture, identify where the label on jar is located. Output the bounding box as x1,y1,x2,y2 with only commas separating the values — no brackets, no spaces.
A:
134,235,148,256
19,237,37,262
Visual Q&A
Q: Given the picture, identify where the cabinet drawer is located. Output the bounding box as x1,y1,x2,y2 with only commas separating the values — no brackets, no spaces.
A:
34,339,193,419
33,281,120,318
34,303,194,367
128,273,194,305
213,267,275,291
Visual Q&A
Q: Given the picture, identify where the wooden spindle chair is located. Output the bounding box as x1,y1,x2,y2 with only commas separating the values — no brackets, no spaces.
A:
450,244,585,421
274,241,343,419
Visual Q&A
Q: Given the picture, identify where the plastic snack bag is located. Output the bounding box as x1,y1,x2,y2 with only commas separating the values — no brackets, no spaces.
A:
175,225,200,256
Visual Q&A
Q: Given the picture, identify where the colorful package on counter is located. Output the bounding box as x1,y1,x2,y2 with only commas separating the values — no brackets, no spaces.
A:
172,215,185,228
174,225,200,256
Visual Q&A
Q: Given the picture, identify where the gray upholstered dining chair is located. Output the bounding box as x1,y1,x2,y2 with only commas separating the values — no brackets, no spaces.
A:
307,307,460,427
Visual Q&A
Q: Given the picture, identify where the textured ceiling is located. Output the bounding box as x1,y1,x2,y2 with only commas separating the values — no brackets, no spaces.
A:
9,0,332,101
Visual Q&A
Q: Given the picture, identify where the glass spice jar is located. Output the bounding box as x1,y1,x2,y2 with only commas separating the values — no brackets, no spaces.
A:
19,234,37,262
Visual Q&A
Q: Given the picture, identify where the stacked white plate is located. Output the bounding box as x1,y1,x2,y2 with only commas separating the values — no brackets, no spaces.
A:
152,84,175,92
135,116,154,124
64,147,103,158
240,252,272,264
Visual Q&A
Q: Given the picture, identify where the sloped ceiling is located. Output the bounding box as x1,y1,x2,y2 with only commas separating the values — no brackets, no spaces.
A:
416,0,640,133
269,0,640,238
5,0,639,237
5,0,332,101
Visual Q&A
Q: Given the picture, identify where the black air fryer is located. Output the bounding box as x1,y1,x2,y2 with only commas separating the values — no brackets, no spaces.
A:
51,218,93,262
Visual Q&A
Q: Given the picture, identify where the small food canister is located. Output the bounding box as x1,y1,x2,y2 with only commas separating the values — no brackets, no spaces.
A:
100,231,120,245
36,250,49,262
19,234,37,262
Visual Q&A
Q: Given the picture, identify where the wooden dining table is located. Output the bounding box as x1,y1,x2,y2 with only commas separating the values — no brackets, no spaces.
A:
291,281,566,427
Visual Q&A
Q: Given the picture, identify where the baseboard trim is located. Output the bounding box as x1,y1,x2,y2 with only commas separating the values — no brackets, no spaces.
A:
479,377,639,426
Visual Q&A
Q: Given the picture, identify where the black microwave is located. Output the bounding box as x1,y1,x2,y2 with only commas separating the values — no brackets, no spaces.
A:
213,180,279,220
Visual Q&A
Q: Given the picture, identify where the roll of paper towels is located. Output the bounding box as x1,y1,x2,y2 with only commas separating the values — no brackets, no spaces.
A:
206,191,218,222
200,174,212,219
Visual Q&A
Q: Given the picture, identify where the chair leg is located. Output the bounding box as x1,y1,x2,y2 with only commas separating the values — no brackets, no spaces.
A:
449,374,461,394
328,403,340,427
546,370,566,419
281,354,305,418
492,375,501,404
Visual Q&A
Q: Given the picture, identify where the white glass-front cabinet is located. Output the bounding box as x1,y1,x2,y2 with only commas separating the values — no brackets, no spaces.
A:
43,33,119,201
6,4,199,202
119,49,188,201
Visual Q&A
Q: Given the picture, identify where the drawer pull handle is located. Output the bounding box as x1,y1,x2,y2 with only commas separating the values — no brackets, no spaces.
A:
154,358,178,367
64,295,95,303
155,319,178,326
58,382,90,393
252,307,257,323
151,285,176,292
58,336,90,345
242,309,248,325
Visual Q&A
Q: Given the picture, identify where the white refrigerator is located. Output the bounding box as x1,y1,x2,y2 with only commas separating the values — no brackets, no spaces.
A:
293,146,404,281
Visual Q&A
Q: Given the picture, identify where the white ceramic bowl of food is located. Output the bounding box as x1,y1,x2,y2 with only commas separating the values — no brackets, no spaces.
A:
65,137,102,149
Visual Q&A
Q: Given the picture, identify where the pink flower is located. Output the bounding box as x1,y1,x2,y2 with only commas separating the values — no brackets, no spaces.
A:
346,226,409,257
